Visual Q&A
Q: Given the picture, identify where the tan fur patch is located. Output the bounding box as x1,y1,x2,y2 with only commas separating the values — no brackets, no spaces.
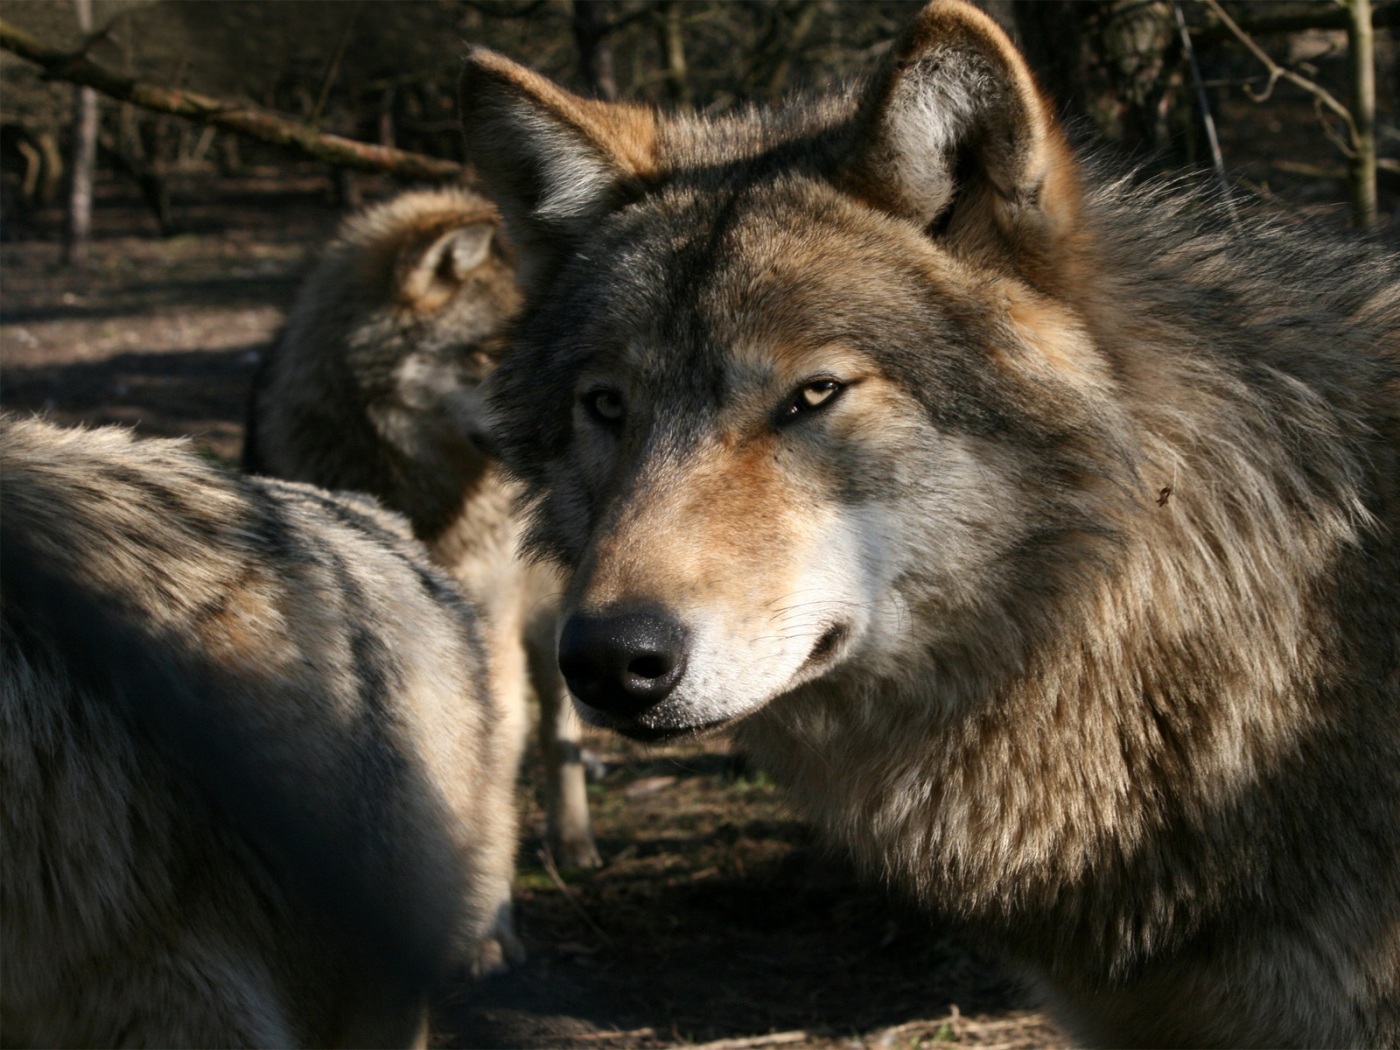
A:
582,434,813,613
195,568,288,671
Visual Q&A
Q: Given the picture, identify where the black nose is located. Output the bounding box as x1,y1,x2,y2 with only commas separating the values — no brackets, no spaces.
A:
557,606,689,718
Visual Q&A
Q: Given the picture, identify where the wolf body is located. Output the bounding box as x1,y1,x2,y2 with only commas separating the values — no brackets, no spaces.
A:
459,4,1400,1045
245,186,599,869
0,415,521,1047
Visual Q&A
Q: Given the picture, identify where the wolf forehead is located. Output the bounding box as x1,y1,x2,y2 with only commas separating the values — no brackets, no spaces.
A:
496,181,1057,441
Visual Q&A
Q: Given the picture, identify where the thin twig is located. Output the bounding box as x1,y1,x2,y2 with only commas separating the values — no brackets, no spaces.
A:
684,1031,810,1050
1173,0,1236,222
568,1028,659,1042
1190,2,1397,42
309,0,363,131
1202,0,1357,145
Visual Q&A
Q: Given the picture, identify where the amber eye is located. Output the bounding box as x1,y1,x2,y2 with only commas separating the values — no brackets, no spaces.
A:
779,379,845,423
581,388,625,426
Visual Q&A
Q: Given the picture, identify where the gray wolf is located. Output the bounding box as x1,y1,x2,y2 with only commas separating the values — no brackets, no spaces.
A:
458,2,1400,1045
1,414,521,1047
245,186,599,869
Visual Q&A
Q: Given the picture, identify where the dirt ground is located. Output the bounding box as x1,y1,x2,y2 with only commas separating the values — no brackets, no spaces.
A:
0,174,1070,1050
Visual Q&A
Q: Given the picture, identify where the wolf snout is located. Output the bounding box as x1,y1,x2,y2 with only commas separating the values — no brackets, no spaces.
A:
558,605,689,717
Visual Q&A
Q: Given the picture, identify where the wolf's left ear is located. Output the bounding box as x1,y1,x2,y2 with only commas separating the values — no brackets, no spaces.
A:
460,49,657,285
842,0,1081,275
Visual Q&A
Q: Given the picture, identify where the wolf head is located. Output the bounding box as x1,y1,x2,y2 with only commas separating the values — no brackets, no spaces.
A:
461,1,1131,740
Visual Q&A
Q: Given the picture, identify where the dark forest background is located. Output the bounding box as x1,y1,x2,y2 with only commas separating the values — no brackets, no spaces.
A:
2,0,1396,242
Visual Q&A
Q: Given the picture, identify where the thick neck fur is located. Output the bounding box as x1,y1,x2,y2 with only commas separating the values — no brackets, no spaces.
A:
737,187,1400,1000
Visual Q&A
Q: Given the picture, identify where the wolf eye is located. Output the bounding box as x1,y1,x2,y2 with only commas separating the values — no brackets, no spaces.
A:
581,388,625,426
780,379,845,423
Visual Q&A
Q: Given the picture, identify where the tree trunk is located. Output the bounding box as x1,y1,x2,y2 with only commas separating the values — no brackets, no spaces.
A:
1345,0,1378,229
1013,1,1184,164
62,0,97,266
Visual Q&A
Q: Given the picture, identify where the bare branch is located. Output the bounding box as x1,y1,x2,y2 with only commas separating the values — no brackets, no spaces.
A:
0,17,465,183
766,1,821,99
1202,0,1381,228
1202,0,1357,141
309,1,363,131
1315,97,1359,159
1190,1,1398,41
1172,2,1232,207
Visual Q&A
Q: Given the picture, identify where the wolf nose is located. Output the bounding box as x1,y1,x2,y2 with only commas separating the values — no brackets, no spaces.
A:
557,607,688,717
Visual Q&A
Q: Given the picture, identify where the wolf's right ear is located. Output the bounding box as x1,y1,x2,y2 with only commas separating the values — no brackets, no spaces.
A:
460,49,657,285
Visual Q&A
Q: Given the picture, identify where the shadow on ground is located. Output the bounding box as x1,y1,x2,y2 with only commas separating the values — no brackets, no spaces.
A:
1,346,262,460
440,747,1051,1050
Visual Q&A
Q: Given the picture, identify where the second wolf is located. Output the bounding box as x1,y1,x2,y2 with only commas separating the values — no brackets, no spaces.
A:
245,186,599,868
2,415,521,1046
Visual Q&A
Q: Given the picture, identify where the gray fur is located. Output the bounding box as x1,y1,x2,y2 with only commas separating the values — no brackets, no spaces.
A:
1,415,520,1046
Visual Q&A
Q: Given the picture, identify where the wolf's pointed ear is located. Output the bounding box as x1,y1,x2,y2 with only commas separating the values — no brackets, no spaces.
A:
397,220,496,311
460,49,657,285
842,0,1081,276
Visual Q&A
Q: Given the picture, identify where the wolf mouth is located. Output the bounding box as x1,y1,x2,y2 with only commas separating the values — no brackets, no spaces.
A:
572,701,737,744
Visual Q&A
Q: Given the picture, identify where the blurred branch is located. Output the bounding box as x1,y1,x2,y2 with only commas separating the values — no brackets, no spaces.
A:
1345,0,1378,227
309,0,363,131
1173,2,1234,217
1202,0,1378,229
658,0,691,111
63,0,97,266
574,0,619,100
1203,0,1355,136
765,1,820,98
0,17,465,182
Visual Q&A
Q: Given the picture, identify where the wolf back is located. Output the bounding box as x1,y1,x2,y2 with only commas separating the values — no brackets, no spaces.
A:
459,3,1400,1045
1,415,519,1046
